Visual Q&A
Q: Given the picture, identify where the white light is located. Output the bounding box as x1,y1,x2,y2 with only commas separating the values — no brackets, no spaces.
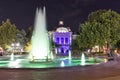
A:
10,53,14,61
8,59,22,68
81,53,85,66
11,43,14,46
16,43,20,46
59,21,64,25
60,61,65,67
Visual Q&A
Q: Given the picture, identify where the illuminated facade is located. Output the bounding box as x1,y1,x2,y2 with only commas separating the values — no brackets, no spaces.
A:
52,21,72,55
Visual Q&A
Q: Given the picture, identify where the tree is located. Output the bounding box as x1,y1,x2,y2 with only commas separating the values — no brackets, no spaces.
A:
71,38,79,50
26,26,33,42
24,26,33,51
0,19,19,49
16,29,27,47
78,9,120,50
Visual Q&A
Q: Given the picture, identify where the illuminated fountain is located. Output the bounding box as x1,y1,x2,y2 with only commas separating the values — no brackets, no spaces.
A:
0,7,104,68
68,51,72,60
81,53,85,66
29,7,51,61
10,53,14,61
60,61,65,67
68,51,72,64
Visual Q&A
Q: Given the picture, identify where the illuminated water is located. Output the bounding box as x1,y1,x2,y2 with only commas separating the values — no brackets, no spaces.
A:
0,55,104,68
29,7,50,60
60,61,65,67
81,53,85,66
68,51,72,60
10,53,14,61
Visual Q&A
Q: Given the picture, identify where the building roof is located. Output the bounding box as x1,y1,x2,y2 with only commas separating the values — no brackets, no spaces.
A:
55,20,71,32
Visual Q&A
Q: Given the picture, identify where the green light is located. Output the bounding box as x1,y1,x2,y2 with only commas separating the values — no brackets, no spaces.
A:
0,57,103,68
30,7,50,60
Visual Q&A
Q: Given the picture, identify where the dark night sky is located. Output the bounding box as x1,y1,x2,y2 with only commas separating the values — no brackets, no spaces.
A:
0,0,120,32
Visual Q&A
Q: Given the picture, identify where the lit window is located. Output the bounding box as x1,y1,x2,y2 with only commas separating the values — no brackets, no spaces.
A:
61,48,64,54
61,37,64,44
56,37,59,43
65,38,68,44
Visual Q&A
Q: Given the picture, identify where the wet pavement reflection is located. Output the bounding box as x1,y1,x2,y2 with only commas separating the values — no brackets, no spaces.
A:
1,61,120,80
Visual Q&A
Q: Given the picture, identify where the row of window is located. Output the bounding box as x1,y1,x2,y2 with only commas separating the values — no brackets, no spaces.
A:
56,37,69,44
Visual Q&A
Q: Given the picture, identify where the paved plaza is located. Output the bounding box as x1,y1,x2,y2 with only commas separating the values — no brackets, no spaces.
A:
0,60,120,80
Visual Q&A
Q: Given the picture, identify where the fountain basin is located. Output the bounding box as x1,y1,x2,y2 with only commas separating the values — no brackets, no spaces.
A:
0,55,104,68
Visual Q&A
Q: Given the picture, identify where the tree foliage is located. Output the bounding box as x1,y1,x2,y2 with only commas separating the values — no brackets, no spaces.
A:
71,38,79,50
26,26,33,42
0,19,19,49
16,29,27,46
78,9,120,49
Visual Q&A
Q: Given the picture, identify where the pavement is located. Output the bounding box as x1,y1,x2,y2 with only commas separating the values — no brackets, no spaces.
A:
0,60,120,80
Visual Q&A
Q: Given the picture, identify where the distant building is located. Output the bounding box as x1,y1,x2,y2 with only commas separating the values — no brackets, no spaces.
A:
52,21,72,55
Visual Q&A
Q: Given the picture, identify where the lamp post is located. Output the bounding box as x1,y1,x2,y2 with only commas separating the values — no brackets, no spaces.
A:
11,42,20,54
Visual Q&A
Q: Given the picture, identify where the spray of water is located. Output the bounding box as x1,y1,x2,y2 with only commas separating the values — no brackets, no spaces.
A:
29,7,50,60
81,53,85,66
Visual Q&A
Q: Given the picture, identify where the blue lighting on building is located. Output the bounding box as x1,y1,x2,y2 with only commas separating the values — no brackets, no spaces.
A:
52,21,72,56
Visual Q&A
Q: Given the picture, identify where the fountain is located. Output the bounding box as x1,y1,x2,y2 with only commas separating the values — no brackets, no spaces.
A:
68,51,72,60
29,7,51,61
10,53,14,61
0,7,104,68
60,61,65,67
81,53,85,66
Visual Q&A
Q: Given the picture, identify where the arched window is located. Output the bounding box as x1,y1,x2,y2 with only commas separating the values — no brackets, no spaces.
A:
56,37,59,43
61,37,64,44
61,48,64,54
65,38,68,44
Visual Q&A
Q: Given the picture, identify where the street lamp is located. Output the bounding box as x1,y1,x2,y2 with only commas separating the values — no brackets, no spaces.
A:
11,42,20,54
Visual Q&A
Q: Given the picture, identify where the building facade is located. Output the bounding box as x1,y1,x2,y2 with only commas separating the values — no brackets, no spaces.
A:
52,21,72,56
